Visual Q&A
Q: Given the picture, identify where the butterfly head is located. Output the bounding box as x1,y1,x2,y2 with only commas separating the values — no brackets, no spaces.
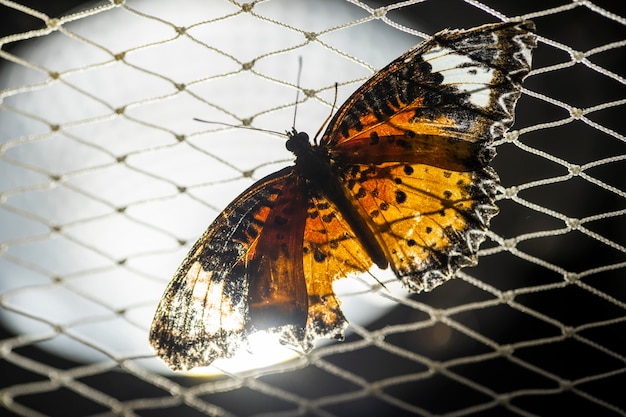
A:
285,130,311,155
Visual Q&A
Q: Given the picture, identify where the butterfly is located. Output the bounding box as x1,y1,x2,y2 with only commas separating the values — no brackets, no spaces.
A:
150,20,536,371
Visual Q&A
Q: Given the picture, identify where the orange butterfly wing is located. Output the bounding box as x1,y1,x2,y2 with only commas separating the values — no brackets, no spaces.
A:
246,171,373,347
149,168,301,370
299,190,373,343
320,21,536,291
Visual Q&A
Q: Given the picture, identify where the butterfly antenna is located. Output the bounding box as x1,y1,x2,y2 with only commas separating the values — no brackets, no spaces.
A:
193,118,287,138
312,82,338,145
292,56,303,131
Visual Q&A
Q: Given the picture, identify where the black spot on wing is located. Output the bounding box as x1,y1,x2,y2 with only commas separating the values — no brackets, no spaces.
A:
395,190,407,204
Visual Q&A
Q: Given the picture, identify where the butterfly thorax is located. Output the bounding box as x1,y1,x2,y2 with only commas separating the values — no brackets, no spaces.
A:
285,130,335,193
286,130,389,270
286,130,326,171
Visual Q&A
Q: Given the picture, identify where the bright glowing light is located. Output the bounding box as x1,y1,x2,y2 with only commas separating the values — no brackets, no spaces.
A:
184,331,301,376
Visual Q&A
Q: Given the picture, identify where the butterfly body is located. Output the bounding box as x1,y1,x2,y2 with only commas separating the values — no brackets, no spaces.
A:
150,21,537,370
287,131,390,270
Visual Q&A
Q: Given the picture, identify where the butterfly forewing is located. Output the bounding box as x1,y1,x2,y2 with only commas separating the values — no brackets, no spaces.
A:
322,21,536,150
150,167,307,370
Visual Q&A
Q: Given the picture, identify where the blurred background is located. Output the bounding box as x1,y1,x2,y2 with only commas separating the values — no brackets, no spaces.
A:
1,0,625,416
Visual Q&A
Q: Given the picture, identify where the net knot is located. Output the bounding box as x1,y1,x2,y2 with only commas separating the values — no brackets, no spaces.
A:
372,7,387,18
571,50,585,62
564,272,580,283
565,217,580,229
46,18,59,29
568,164,582,175
569,107,583,119
503,130,519,142
562,326,575,337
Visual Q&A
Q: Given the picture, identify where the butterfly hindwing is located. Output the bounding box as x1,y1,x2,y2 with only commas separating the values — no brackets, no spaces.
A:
249,179,376,350
300,192,373,342
338,161,498,291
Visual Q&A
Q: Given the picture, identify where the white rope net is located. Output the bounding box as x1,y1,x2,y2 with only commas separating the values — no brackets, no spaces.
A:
1,0,624,416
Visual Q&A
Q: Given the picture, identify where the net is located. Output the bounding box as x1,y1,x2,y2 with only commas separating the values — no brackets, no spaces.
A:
1,0,624,416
